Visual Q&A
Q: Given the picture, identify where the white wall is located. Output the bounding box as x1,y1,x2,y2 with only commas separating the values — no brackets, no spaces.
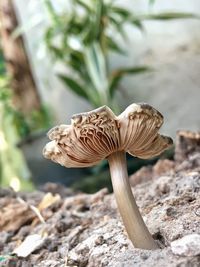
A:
14,0,200,137
115,0,200,136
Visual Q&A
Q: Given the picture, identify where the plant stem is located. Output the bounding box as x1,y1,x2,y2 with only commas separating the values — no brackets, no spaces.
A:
108,151,158,250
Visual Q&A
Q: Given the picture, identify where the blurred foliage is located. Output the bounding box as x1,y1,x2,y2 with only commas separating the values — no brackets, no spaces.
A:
44,0,197,111
0,74,32,190
0,80,51,139
0,49,52,190
44,0,152,110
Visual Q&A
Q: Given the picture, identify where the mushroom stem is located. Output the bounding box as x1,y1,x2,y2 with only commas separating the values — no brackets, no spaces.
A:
108,151,158,250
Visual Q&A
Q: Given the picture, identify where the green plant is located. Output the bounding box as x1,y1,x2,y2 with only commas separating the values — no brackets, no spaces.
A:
44,0,150,110
0,62,52,190
44,0,198,110
0,74,53,190
0,75,32,190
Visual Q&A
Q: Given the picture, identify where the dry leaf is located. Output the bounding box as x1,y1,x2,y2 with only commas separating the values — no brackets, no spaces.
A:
0,200,35,232
38,192,61,211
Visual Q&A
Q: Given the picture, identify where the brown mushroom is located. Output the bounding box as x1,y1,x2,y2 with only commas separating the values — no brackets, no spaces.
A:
43,103,173,250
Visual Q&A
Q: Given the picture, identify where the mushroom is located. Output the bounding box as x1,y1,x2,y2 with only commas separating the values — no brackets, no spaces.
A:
43,103,173,250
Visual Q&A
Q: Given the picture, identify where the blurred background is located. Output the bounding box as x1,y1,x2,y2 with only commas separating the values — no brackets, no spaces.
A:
0,0,200,192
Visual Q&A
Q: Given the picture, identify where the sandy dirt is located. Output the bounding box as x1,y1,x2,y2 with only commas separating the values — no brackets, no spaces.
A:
0,131,200,267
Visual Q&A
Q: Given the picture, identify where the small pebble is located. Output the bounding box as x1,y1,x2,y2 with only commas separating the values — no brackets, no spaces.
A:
95,235,104,245
171,234,200,256
140,253,149,260
166,207,177,217
195,207,200,217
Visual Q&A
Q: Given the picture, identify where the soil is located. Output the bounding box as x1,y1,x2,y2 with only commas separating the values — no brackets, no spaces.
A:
0,131,200,267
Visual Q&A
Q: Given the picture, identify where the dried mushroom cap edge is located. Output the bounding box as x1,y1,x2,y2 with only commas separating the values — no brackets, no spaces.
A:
43,103,173,167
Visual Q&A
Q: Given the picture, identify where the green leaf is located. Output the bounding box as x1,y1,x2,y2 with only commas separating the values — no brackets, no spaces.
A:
140,12,199,21
94,0,103,40
0,54,5,75
148,0,156,6
108,75,121,97
109,66,152,96
130,19,144,31
59,66,101,107
85,43,114,105
58,74,88,100
67,50,84,69
105,36,125,54
109,15,128,40
76,0,91,11
84,43,108,91
44,0,61,25
111,6,132,19
113,66,152,75
84,1,104,44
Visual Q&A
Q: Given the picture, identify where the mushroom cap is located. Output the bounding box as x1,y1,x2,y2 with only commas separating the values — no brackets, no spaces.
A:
43,103,173,167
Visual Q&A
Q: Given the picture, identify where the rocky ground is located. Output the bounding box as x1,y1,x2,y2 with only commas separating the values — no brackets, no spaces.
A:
0,131,200,267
